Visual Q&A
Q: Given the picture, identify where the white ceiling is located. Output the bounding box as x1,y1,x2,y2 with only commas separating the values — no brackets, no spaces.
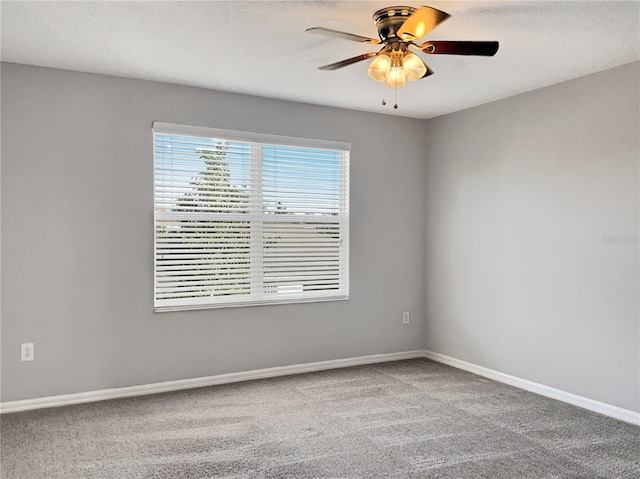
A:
1,1,638,119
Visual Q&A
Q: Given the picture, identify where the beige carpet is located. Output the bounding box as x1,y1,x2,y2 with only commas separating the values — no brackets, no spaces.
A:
1,359,638,478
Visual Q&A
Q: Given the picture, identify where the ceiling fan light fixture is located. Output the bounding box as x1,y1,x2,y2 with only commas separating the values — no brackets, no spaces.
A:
367,53,391,82
386,65,406,88
402,52,427,81
384,50,407,88
307,5,499,98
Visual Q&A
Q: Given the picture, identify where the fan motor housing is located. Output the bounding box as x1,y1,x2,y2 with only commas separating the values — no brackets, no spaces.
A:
373,6,417,41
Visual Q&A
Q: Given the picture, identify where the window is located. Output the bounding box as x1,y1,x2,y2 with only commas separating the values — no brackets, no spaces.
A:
153,122,350,311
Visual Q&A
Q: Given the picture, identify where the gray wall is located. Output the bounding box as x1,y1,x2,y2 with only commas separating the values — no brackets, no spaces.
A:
423,61,640,412
1,63,427,402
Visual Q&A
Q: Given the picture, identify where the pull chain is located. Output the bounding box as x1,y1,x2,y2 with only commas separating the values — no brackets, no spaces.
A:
381,89,399,109
381,76,400,109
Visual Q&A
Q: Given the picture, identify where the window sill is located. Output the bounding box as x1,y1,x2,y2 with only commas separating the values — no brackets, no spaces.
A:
154,295,349,313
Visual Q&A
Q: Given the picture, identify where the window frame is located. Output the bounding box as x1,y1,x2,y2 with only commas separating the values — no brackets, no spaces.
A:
152,122,350,312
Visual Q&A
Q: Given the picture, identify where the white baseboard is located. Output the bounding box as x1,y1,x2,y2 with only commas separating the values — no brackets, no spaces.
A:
0,350,424,414
2,349,638,425
423,350,640,425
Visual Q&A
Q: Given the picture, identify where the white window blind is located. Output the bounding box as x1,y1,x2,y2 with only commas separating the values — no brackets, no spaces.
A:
153,122,350,311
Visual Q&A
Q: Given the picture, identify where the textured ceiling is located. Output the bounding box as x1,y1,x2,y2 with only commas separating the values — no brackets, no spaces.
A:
1,1,638,119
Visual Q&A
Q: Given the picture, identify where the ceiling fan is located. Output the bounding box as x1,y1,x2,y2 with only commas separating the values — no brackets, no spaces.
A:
306,5,499,103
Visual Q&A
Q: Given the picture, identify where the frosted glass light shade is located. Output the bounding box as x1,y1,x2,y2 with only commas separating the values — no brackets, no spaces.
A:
386,66,406,88
367,54,391,82
402,52,427,81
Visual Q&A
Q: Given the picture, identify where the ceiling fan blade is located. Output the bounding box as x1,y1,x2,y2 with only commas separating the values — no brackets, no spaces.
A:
420,41,499,56
397,6,450,42
318,52,378,71
305,27,380,45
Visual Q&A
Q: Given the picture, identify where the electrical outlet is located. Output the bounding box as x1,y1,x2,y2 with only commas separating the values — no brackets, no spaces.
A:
21,343,34,361
402,312,410,325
